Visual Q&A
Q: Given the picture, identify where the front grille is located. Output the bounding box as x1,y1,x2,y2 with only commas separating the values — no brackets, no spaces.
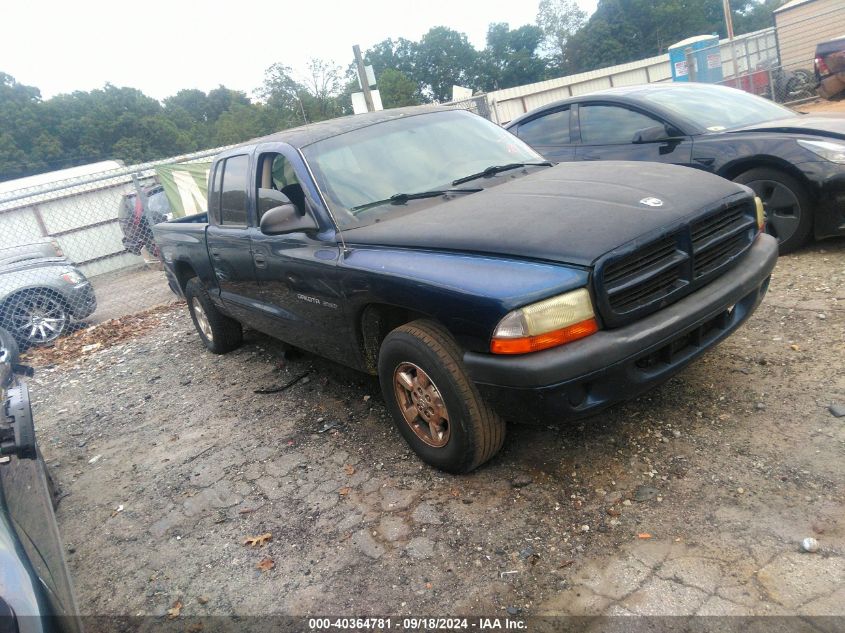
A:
596,200,756,327
691,206,755,278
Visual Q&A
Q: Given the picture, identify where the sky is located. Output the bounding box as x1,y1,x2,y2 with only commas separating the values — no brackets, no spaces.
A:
1,0,597,102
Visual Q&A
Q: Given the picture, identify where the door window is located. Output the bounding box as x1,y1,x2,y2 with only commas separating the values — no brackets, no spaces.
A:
579,105,663,144
208,163,223,224
220,155,249,226
516,108,571,145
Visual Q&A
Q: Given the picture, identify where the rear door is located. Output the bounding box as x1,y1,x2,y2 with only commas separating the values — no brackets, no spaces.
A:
205,154,263,324
511,106,575,161
574,103,693,165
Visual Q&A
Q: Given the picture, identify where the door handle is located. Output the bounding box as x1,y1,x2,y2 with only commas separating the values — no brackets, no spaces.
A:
253,253,267,268
210,248,221,259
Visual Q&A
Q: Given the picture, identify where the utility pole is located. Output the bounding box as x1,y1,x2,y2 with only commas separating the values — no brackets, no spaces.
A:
722,0,739,79
352,44,375,113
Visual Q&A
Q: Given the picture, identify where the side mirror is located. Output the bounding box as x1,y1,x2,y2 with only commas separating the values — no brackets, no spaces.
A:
632,124,672,143
260,204,318,235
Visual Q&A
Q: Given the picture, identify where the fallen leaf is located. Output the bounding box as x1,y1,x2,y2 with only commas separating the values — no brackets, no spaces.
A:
425,582,433,589
256,557,275,571
242,533,272,547
238,508,256,515
790,344,800,351
344,464,355,476
339,487,351,496
637,533,652,540
558,559,575,568
606,507,621,517
197,596,209,605
450,488,460,497
167,600,183,619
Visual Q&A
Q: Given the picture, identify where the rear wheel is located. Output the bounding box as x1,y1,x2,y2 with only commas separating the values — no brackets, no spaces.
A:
378,320,505,473
733,167,813,254
184,278,243,354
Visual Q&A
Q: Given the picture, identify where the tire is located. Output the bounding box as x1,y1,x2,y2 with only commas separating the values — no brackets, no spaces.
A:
733,167,813,254
378,320,505,473
184,278,243,354
1,290,70,348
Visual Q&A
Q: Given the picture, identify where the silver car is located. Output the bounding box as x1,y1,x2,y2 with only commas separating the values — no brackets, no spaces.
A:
0,240,97,347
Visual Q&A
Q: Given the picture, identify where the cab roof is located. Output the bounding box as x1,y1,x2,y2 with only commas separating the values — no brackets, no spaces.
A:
234,105,453,151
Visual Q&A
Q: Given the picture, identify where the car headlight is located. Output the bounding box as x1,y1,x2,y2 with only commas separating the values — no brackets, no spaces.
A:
491,288,598,354
754,196,765,230
60,270,84,285
797,139,845,163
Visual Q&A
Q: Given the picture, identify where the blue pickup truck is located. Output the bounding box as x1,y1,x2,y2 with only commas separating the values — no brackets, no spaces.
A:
153,107,778,473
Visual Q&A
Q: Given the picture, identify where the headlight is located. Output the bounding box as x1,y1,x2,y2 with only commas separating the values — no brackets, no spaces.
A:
754,196,765,230
491,288,598,354
60,270,84,285
797,139,845,163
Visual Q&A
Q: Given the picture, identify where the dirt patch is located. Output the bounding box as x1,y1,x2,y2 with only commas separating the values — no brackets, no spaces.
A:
28,238,845,619
22,302,182,367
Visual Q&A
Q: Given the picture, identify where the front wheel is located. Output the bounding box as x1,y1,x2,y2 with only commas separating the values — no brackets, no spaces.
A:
2,290,69,347
184,278,243,354
378,320,505,473
733,167,813,254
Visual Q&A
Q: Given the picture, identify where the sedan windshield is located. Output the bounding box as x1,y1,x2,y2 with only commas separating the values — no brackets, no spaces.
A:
640,85,795,131
302,110,542,228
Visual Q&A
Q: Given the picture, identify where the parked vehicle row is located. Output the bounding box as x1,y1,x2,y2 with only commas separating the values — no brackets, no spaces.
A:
505,83,845,254
154,106,777,473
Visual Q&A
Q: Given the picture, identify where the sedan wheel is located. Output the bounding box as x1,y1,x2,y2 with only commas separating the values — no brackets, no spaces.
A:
733,167,813,254
6,292,68,346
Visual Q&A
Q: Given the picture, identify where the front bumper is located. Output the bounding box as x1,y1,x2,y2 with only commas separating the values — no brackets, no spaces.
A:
797,160,845,239
463,233,778,422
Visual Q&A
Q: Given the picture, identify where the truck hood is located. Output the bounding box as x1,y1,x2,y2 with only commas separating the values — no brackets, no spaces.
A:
730,114,845,139
344,161,748,267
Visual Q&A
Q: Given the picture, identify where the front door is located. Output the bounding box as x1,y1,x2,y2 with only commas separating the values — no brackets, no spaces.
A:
574,103,693,165
248,148,354,365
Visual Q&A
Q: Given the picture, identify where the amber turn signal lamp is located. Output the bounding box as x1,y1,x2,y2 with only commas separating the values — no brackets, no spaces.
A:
490,288,598,355
490,317,599,354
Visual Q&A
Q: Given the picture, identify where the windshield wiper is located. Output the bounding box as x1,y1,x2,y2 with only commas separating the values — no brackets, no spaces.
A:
451,162,553,186
351,188,481,213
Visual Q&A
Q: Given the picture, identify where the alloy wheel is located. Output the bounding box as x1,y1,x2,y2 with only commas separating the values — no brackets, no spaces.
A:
392,362,451,448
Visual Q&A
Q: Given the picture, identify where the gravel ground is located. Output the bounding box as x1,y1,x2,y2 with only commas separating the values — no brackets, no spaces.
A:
25,237,845,620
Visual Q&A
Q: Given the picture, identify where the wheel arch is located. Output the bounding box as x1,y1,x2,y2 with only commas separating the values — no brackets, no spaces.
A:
171,260,198,295
356,303,434,375
718,156,814,196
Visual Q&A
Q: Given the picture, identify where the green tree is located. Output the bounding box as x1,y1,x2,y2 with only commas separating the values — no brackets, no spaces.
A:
536,0,588,72
479,23,548,90
377,69,422,108
414,27,481,102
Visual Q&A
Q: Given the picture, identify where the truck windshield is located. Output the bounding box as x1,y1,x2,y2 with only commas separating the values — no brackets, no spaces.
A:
302,110,542,228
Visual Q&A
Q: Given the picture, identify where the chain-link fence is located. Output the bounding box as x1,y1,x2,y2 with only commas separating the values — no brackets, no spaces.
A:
0,150,220,350
442,94,494,121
